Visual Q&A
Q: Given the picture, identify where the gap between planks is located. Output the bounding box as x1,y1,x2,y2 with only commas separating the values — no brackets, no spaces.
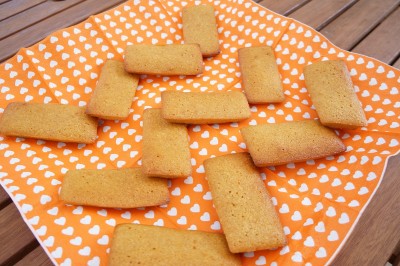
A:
0,188,11,210
260,0,400,65
0,0,86,41
0,0,46,22
289,0,359,31
0,204,40,266
331,156,400,265
0,0,128,62
258,0,311,16
352,6,400,65
14,246,53,266
393,57,400,69
0,0,11,5
319,0,400,50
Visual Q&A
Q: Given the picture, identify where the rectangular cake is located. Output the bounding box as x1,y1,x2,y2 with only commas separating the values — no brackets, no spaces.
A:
304,60,367,129
182,5,220,57
0,102,98,144
86,60,139,120
124,44,203,76
238,46,285,103
142,108,192,178
161,91,251,124
204,153,286,253
241,120,346,167
60,168,169,208
109,224,242,266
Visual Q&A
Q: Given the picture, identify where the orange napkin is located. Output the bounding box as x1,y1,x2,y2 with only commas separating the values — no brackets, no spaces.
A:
0,0,399,265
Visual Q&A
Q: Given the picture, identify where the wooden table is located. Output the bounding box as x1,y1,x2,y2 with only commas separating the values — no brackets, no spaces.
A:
0,0,399,265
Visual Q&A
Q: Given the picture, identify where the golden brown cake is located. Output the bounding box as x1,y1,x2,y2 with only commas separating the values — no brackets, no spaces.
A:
204,153,286,253
0,102,98,144
161,91,251,124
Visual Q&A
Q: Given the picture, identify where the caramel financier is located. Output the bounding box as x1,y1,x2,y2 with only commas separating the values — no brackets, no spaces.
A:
241,120,346,167
142,108,192,178
161,91,251,124
238,45,285,104
124,44,203,76
86,60,139,120
109,224,242,266
304,60,367,129
204,153,286,253
60,168,169,209
182,5,220,57
0,102,98,144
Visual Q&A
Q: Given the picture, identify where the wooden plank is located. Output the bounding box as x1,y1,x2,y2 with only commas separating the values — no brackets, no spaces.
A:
332,155,400,265
393,57,400,69
394,240,400,256
289,0,358,30
352,7,400,64
258,0,310,15
0,0,85,40
0,187,11,209
0,0,46,21
393,256,400,266
0,0,11,5
14,246,53,266
392,241,400,266
0,204,38,265
0,0,127,62
319,0,400,50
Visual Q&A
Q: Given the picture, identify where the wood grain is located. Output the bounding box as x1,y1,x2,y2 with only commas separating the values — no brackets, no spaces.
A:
332,155,400,265
0,0,128,62
0,187,11,209
0,0,85,40
393,242,400,265
14,246,53,266
0,0,46,21
320,0,400,50
258,0,310,15
394,256,400,266
393,58,400,69
0,204,38,265
289,0,357,30
352,7,400,64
